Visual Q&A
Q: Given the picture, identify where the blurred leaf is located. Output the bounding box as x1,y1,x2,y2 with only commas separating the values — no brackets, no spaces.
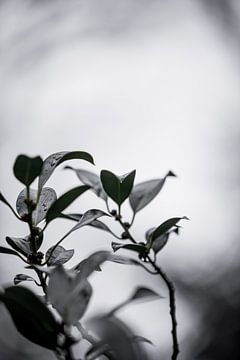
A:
65,166,107,200
131,336,154,346
0,246,26,260
13,155,43,186
46,185,90,224
108,286,161,317
86,343,111,360
0,286,59,349
6,236,30,256
38,151,94,191
45,245,74,266
145,227,169,254
0,192,17,217
14,274,35,285
72,258,102,273
100,170,136,206
87,316,147,360
111,242,147,256
76,251,110,281
129,171,176,214
48,266,92,325
152,216,189,242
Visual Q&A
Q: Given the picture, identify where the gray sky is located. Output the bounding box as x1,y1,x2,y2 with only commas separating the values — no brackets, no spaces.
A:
1,1,240,358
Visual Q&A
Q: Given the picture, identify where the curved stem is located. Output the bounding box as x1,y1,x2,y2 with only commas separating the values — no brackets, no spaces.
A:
116,216,180,360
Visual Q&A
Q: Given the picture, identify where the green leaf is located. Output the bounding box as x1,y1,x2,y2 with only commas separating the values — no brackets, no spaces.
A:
13,155,43,186
129,171,176,214
0,246,26,260
0,286,59,349
111,242,147,256
100,170,136,206
38,151,94,191
6,236,30,256
46,185,90,223
152,216,189,242
48,266,92,325
14,274,35,285
45,245,74,266
65,166,107,200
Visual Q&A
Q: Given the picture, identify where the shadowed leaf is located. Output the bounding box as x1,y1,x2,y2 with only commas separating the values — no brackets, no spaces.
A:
0,286,60,349
14,274,35,285
13,155,43,186
6,236,30,256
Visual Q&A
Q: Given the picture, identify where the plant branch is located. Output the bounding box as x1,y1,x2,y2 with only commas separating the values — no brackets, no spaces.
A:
116,216,180,360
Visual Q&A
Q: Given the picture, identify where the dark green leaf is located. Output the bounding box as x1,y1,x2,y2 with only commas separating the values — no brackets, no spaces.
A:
100,170,136,206
129,171,176,214
6,236,30,256
38,151,94,191
14,274,35,285
13,155,43,186
0,286,59,349
65,166,107,200
111,242,146,256
152,216,189,242
48,266,92,325
45,245,74,266
46,185,90,223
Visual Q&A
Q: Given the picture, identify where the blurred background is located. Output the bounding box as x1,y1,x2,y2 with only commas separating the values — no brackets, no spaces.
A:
0,0,240,359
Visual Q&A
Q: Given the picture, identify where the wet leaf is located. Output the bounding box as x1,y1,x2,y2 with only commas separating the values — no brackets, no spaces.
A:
129,171,176,214
13,155,43,186
45,245,74,266
0,286,59,349
38,151,94,191
46,185,90,224
100,170,136,206
33,187,57,224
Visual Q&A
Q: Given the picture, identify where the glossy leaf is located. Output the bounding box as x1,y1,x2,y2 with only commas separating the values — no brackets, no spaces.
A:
111,242,147,256
48,266,92,325
6,236,30,256
0,286,59,349
65,166,107,200
46,185,90,223
100,170,136,206
13,155,43,186
38,151,94,191
45,245,74,266
129,171,176,214
14,274,35,285
152,216,189,242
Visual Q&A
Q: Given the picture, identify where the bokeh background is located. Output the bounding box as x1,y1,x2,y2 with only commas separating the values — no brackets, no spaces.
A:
1,0,240,359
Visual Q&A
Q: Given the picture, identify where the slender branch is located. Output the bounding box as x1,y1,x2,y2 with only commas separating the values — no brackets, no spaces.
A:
116,216,180,360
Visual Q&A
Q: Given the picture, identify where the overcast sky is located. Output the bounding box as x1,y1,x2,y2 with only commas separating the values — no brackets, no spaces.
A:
1,1,240,359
